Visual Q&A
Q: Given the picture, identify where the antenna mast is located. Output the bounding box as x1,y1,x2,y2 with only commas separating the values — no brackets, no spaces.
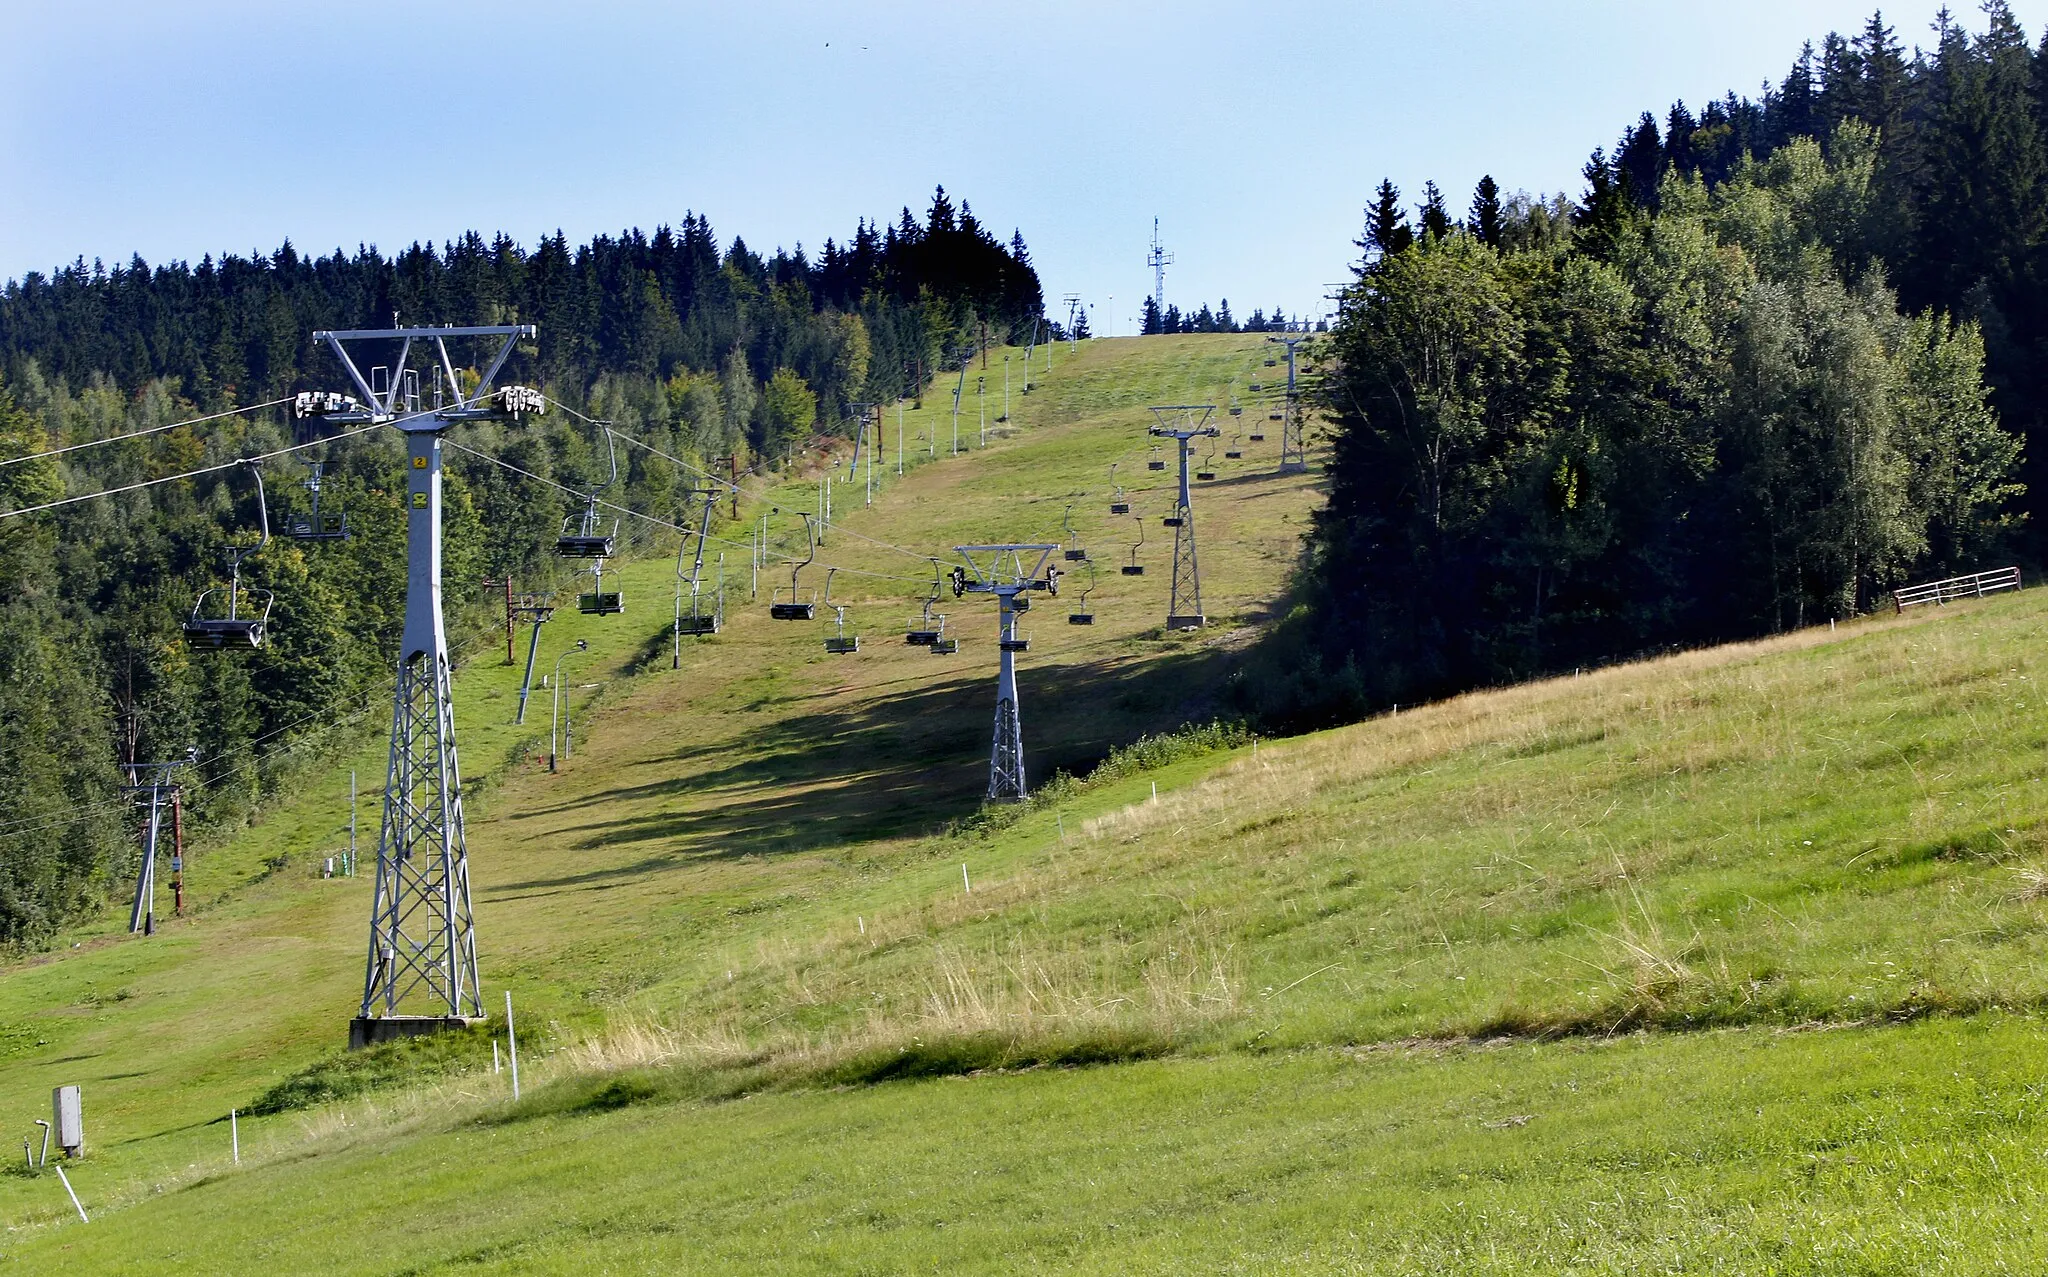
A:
1147,218,1173,319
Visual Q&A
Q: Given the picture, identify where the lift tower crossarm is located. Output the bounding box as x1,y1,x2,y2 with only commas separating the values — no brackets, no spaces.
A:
952,545,1059,801
312,325,535,422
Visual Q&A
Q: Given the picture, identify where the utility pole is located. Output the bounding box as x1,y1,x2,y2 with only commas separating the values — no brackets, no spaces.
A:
1269,334,1310,473
977,376,986,447
120,750,196,935
897,401,905,475
308,324,541,1049
951,546,1060,801
1148,406,1220,630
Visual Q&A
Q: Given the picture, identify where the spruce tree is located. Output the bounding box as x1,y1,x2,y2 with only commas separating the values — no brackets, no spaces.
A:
1615,113,1665,207
1419,182,1453,242
1141,295,1163,335
1665,101,1699,174
1468,176,1505,247
1361,179,1415,260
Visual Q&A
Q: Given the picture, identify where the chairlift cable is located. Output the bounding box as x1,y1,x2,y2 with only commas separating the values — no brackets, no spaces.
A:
0,418,389,520
0,396,296,468
440,437,924,585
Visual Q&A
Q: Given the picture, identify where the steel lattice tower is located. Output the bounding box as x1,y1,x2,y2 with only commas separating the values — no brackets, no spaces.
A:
309,325,541,1049
1149,406,1219,630
1147,219,1173,319
952,546,1058,801
1269,334,1310,474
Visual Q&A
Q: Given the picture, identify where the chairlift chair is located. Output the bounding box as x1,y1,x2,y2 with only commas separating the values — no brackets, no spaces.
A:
557,497,619,558
675,488,721,636
768,512,819,620
1061,504,1089,562
822,569,860,654
183,462,275,651
578,560,624,615
1121,516,1146,576
1107,462,1131,515
929,636,960,654
1068,564,1097,625
556,426,622,557
1196,440,1218,481
906,561,947,644
286,461,349,542
1147,446,1167,472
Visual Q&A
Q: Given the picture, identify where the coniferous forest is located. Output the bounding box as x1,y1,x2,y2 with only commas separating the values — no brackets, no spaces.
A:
1261,5,2045,727
0,189,1039,944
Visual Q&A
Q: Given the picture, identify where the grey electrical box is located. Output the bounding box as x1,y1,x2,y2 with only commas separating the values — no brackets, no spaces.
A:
51,1085,81,1157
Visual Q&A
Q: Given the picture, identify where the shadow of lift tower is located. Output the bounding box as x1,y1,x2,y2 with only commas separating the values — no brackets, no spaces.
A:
1148,405,1220,631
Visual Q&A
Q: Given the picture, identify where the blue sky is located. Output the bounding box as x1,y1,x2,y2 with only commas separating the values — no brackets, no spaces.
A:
4,1,2043,335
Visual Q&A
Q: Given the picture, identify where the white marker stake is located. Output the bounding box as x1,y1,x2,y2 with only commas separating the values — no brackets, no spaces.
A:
1151,781,1158,804
858,916,865,935
493,1040,502,1075
962,863,972,894
54,1165,86,1222
506,991,521,1101
231,1109,239,1164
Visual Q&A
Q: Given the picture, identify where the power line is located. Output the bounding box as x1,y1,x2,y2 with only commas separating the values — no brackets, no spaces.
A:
0,396,297,469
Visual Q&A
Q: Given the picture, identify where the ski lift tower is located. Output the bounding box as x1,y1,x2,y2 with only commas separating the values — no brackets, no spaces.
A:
306,324,545,1050
951,545,1060,801
1148,405,1220,630
1268,333,1310,473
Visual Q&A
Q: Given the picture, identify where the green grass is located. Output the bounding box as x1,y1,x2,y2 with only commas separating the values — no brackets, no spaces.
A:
7,334,2048,1268
17,1016,2048,1272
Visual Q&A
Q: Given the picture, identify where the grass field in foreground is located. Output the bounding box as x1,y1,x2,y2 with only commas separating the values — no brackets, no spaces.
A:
15,1014,2048,1273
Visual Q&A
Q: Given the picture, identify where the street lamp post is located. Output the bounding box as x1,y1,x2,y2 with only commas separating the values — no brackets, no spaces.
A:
550,639,589,773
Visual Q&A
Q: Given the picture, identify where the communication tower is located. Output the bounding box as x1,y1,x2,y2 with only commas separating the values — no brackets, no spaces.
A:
1147,219,1173,319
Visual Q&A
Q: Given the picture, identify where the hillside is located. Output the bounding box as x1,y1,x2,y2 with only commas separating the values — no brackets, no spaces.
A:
9,333,2048,1270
